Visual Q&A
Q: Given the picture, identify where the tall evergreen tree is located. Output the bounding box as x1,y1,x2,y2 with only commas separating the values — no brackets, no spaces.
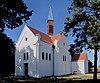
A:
64,0,100,81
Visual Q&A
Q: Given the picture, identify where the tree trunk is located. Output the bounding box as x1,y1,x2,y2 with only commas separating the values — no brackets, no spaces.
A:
93,46,97,81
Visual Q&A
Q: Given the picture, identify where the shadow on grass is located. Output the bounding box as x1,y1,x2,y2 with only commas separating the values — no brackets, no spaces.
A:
0,76,100,83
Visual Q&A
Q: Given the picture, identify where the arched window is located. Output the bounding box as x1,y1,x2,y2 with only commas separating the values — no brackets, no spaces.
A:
65,56,66,61
63,55,66,61
49,53,51,60
46,53,48,60
24,52,29,60
24,53,25,60
63,55,64,61
25,37,28,41
26,52,28,60
42,52,44,60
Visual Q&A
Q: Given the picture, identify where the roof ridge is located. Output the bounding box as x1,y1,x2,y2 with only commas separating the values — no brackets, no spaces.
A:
52,33,63,36
27,25,53,44
27,25,50,37
26,25,64,44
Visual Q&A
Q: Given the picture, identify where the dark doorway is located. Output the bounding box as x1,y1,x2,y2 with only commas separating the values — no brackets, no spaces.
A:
24,63,28,76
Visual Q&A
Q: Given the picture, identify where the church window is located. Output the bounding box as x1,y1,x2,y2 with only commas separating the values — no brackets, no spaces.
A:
46,53,48,60
24,53,25,60
63,43,65,46
49,53,51,60
24,52,29,60
65,56,66,61
25,37,28,41
63,55,64,61
26,52,28,60
63,55,66,61
42,52,44,60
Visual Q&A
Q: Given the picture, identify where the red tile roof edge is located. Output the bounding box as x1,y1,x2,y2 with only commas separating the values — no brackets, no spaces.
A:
72,52,87,61
28,26,53,44
27,25,63,44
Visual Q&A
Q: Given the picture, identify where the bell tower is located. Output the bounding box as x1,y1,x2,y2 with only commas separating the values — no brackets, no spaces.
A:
47,5,54,36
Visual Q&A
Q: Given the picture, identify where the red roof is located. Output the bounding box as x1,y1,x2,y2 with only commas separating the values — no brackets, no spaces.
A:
72,53,87,61
51,34,63,43
28,26,63,44
28,26,52,44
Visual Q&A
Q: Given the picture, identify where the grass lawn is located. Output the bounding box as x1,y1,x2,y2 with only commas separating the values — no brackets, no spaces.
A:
0,73,100,83
57,73,100,80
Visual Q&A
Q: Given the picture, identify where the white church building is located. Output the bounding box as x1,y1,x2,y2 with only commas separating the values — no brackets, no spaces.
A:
15,6,88,78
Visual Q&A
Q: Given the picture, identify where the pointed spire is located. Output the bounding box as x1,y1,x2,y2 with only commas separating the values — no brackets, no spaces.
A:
47,0,54,36
48,5,53,20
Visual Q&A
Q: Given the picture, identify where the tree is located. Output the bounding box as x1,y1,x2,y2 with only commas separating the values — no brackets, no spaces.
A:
0,0,32,32
0,0,32,77
64,0,100,81
88,60,93,73
0,33,15,77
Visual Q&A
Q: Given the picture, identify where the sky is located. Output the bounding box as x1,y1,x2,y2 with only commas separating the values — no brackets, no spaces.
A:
4,0,100,66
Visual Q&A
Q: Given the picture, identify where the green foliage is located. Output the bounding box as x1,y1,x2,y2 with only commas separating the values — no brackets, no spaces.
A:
64,0,100,53
0,0,32,32
0,0,32,77
88,60,93,73
0,33,15,77
0,33,15,76
64,0,100,81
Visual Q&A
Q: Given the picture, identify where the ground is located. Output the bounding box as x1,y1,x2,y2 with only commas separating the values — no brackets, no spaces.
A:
0,67,100,83
0,73,100,83
57,73,100,80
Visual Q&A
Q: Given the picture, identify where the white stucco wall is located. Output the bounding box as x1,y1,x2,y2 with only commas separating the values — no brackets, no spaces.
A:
54,36,71,76
39,41,53,77
15,25,74,78
84,57,88,73
15,50,24,76
15,25,39,77
72,60,85,74
72,55,88,74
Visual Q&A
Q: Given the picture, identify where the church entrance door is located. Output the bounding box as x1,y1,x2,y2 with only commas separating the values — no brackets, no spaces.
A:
24,63,28,76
